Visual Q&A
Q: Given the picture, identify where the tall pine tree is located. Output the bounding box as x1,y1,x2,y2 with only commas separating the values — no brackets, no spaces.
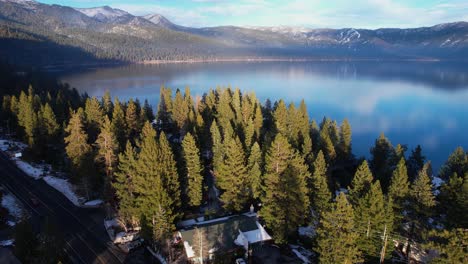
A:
182,133,203,207
260,134,309,244
316,193,361,264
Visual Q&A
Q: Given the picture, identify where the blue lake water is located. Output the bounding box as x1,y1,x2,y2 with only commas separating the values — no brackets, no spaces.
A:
55,61,468,171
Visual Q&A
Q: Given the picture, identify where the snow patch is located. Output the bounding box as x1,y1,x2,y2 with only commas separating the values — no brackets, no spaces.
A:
0,239,14,247
42,176,83,206
290,244,315,263
84,199,103,206
1,193,24,219
15,160,44,180
298,225,316,238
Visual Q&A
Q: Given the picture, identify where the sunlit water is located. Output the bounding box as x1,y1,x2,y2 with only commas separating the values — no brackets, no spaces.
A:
54,61,468,171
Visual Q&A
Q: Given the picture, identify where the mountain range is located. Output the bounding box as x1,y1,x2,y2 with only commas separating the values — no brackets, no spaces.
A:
1,0,468,66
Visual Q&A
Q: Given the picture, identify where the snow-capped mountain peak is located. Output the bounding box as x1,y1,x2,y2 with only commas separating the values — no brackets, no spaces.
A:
75,6,130,22
143,13,177,29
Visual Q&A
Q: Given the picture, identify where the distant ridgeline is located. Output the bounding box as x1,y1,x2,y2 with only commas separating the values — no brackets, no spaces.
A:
1,0,468,66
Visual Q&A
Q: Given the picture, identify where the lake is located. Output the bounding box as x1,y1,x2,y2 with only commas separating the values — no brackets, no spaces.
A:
54,61,468,171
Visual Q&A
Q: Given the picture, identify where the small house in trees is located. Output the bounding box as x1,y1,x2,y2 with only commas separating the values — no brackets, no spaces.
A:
178,214,272,263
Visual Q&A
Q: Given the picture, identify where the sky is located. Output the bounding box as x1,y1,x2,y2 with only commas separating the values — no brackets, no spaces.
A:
37,0,468,29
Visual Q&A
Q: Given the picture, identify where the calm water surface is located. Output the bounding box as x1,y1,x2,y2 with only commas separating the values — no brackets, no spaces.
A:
55,61,468,171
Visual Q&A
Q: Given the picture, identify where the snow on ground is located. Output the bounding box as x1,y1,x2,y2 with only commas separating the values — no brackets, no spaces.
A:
335,188,348,197
290,244,314,264
432,176,444,195
298,225,316,238
42,176,83,206
1,193,24,220
84,199,103,206
0,239,14,247
15,160,44,180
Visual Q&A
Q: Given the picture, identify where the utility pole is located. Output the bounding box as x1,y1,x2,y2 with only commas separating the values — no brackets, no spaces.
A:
380,224,388,264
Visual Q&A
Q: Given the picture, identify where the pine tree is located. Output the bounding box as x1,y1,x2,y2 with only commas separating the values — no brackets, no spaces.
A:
217,136,249,212
126,98,139,140
114,141,138,225
339,118,352,160
95,116,118,200
354,181,390,260
310,151,331,215
157,132,182,212
40,102,59,139
410,163,436,224
210,120,223,175
111,98,127,150
84,97,104,142
142,99,154,122
135,122,175,241
370,133,395,192
316,193,361,264
319,122,336,162
260,134,309,244
438,173,467,228
273,99,287,135
65,109,92,172
173,89,189,133
101,90,113,117
428,228,468,264
17,90,38,147
182,133,203,207
248,142,263,200
407,145,425,182
388,158,409,223
348,160,374,205
439,147,467,181
157,86,173,126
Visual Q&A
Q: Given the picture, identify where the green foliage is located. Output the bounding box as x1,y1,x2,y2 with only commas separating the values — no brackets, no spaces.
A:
111,98,127,150
354,181,391,260
114,141,139,225
84,97,105,142
125,99,140,140
316,193,361,264
408,145,426,182
411,162,436,220
338,118,352,160
370,133,395,193
348,160,374,206
64,108,92,176
95,115,118,200
428,228,468,264
182,132,204,207
310,150,331,214
248,142,263,199
217,136,250,212
439,147,468,181
438,173,468,228
388,158,410,226
260,134,309,244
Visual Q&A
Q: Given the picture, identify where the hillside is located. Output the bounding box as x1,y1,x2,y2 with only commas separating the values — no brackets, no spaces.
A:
0,0,467,66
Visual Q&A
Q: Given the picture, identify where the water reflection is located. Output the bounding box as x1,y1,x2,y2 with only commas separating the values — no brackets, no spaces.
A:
55,61,468,170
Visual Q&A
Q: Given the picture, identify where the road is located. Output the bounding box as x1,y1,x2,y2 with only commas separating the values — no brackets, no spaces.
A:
0,152,127,264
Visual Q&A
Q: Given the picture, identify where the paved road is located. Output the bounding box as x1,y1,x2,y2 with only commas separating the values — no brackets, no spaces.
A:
0,152,127,264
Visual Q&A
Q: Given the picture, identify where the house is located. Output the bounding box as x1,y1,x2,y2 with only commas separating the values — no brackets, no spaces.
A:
178,214,272,263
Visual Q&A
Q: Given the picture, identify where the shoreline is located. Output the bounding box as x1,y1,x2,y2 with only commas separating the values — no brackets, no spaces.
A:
37,57,468,70
137,57,444,65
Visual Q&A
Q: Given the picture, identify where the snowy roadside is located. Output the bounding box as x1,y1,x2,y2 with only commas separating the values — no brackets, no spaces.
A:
0,137,101,208
1,191,26,226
